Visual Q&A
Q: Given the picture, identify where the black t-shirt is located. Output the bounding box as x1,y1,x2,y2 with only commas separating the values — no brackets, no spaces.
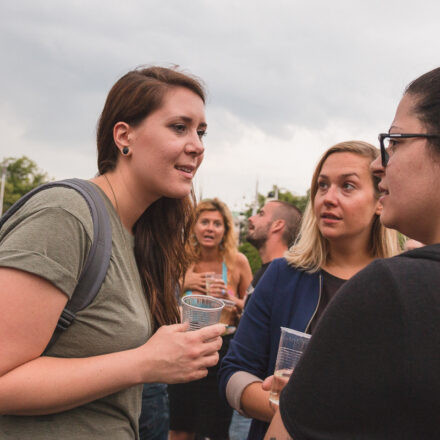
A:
308,270,346,333
251,262,271,287
244,262,271,310
280,245,440,439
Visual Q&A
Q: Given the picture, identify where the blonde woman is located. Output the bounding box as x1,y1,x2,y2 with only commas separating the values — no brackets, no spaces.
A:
169,198,252,440
181,198,251,311
218,141,400,440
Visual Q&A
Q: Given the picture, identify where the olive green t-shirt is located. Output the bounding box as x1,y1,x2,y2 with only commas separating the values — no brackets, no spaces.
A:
0,184,152,439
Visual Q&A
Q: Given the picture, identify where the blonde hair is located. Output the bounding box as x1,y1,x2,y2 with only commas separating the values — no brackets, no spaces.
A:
285,141,400,272
189,198,237,283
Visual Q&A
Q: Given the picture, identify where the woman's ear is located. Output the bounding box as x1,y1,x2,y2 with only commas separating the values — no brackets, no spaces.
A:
375,200,383,216
113,121,131,154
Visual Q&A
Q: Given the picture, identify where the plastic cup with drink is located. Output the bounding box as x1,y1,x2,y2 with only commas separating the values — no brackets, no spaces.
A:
205,273,225,296
181,294,225,331
269,327,311,405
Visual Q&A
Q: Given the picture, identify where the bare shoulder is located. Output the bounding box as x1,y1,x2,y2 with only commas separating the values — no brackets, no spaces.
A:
237,252,251,269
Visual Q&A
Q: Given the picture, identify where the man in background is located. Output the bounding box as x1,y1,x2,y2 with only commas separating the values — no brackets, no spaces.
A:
228,200,302,440
247,200,302,287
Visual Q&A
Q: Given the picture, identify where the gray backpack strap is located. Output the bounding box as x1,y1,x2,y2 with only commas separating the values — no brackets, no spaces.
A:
0,178,112,349
54,179,112,328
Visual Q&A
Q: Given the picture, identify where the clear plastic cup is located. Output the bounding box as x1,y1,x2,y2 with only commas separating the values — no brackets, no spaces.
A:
181,295,225,331
219,299,239,328
205,273,224,295
269,327,311,405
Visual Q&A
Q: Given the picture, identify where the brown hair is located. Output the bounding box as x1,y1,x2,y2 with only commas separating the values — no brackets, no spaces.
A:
96,66,206,331
189,198,237,284
269,201,302,247
405,67,440,157
286,141,400,271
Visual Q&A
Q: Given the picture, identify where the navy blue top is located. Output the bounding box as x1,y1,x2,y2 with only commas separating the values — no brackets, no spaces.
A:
218,258,321,440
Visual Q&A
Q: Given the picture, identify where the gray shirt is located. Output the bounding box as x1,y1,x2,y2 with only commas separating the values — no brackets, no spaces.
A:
0,185,152,439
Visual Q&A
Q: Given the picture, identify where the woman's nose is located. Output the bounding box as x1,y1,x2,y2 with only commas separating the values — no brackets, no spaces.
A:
323,185,338,205
185,132,205,156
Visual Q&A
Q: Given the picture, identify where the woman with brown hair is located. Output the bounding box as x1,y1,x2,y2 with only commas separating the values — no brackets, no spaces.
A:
0,66,224,439
219,140,400,440
169,198,252,440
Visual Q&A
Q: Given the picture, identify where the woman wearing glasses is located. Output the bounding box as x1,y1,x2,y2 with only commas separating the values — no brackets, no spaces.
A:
219,140,400,440
266,67,440,439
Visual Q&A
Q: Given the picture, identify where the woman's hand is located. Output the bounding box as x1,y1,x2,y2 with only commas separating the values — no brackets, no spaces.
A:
137,322,225,384
262,375,278,415
182,268,208,294
206,278,228,298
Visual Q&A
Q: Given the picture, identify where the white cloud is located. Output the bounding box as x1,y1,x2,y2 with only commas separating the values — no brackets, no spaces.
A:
1,0,440,209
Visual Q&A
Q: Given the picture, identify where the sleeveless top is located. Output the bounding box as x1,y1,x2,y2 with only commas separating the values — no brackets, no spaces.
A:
183,262,229,296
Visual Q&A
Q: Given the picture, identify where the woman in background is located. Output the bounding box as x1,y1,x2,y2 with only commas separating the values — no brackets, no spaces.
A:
219,141,400,440
169,198,252,440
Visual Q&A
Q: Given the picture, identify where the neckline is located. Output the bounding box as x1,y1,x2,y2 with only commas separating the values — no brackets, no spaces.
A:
90,181,135,245
321,268,348,282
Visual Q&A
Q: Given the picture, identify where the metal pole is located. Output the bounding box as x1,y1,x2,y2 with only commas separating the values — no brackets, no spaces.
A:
252,178,258,215
0,164,6,217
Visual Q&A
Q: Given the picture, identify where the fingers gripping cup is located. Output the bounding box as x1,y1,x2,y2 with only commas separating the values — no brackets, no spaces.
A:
205,273,224,295
181,295,225,331
269,327,311,405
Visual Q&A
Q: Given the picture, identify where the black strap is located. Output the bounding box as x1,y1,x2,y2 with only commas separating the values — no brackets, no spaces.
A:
1,179,112,349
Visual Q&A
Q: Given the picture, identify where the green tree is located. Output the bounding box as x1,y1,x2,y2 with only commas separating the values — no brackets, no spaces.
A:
242,193,266,219
238,241,262,274
1,156,50,213
277,188,310,213
242,185,309,220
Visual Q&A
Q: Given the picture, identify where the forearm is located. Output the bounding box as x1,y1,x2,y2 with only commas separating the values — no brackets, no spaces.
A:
0,322,225,416
228,294,245,311
241,381,274,423
264,409,293,440
0,347,143,415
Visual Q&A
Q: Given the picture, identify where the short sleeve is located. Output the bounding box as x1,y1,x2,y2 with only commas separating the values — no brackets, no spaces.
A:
279,260,407,439
0,189,92,299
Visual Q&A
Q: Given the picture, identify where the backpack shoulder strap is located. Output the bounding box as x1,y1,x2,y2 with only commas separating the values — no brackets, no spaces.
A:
1,178,112,349
54,179,112,329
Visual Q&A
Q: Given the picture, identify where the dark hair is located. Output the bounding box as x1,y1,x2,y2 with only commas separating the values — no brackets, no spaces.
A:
405,67,440,155
97,66,206,331
269,201,302,247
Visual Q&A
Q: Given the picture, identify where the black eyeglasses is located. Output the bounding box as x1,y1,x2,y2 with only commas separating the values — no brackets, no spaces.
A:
378,133,440,167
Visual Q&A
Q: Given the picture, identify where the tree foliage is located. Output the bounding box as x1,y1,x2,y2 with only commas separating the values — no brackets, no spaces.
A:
242,185,309,219
1,156,50,213
238,241,262,274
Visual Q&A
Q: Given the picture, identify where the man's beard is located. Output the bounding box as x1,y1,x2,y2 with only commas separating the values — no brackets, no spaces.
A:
246,231,268,250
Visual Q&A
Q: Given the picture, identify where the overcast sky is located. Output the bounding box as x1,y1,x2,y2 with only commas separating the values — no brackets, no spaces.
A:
1,0,439,211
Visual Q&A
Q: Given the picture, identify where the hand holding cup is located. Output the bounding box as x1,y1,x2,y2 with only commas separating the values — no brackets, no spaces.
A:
269,327,311,406
205,273,227,298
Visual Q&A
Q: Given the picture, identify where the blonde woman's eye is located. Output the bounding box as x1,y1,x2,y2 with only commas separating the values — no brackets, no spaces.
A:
198,129,207,139
343,182,355,190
